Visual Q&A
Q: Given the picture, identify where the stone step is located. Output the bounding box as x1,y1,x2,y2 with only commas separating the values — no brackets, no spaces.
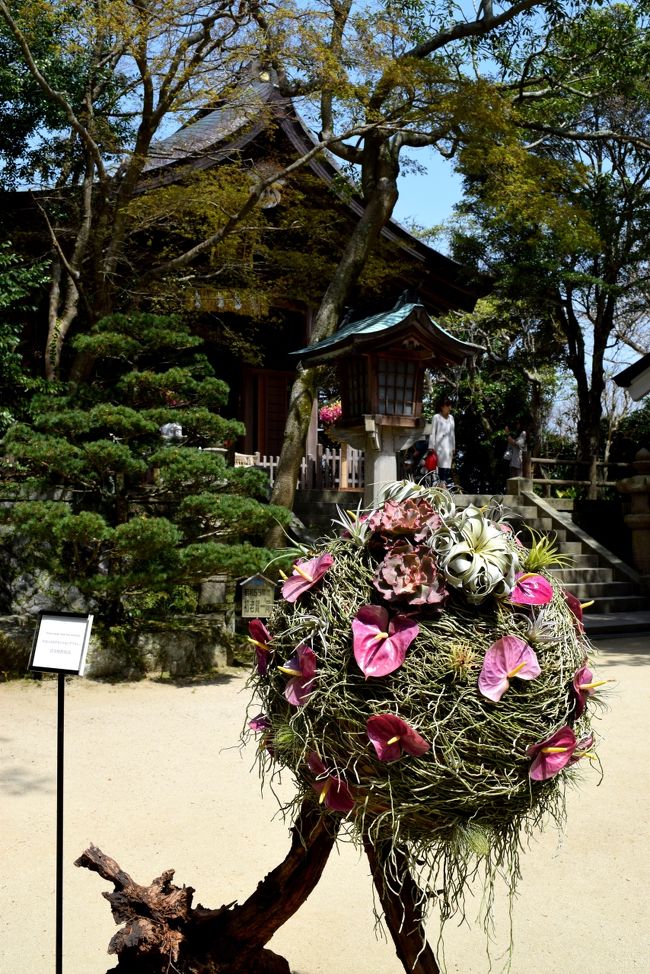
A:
549,567,614,584
586,595,650,614
563,580,635,598
510,516,554,531
548,528,567,542
585,610,650,637
559,553,600,569
544,498,574,512
557,540,584,556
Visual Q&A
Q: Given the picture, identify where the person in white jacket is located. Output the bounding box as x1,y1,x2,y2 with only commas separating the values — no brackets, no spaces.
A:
428,397,455,486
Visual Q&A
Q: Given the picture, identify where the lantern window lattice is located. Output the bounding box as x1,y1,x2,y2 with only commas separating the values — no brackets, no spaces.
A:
377,358,417,416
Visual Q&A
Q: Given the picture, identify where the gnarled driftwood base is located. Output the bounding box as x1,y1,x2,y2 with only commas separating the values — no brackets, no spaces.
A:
76,798,440,973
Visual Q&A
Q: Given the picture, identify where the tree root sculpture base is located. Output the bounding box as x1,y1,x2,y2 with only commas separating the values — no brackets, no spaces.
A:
76,799,440,974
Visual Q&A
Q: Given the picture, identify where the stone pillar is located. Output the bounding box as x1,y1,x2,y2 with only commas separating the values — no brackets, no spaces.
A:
362,423,423,508
616,448,650,588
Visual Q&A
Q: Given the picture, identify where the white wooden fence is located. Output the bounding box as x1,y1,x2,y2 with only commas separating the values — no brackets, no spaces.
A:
235,445,365,489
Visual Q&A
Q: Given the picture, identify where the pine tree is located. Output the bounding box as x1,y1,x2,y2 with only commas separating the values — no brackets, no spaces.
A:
0,313,290,652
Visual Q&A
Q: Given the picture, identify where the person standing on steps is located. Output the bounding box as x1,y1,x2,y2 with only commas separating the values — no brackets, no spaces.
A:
505,422,527,482
429,397,455,487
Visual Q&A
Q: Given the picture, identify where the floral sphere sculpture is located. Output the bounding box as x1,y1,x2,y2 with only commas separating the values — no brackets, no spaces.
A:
247,481,608,924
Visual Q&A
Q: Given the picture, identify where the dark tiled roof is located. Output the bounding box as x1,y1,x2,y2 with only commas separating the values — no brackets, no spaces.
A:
143,79,277,172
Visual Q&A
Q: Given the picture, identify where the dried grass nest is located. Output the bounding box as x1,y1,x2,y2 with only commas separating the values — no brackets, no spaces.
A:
247,481,607,920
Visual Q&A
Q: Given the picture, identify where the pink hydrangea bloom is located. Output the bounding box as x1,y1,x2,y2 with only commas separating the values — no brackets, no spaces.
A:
367,714,430,762
281,553,334,603
352,604,419,678
306,753,354,813
318,401,342,425
478,635,541,702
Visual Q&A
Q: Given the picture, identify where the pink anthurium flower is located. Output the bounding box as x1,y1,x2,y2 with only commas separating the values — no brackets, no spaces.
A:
527,726,577,780
306,753,354,813
278,644,317,706
572,665,611,717
352,604,419,678
478,635,541,702
281,552,334,603
248,619,272,675
367,714,430,762
509,572,554,606
248,713,271,732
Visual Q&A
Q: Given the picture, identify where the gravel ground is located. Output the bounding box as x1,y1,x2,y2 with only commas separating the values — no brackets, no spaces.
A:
1,634,648,974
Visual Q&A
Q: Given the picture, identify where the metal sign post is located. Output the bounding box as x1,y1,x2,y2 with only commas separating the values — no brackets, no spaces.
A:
28,611,94,974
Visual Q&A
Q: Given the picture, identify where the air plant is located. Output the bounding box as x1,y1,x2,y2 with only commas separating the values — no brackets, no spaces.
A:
431,504,521,603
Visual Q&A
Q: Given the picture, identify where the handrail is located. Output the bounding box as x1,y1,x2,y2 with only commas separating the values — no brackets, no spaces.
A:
530,457,631,469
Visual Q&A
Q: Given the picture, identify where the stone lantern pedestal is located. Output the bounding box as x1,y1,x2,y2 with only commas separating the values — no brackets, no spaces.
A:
617,448,650,589
335,417,426,507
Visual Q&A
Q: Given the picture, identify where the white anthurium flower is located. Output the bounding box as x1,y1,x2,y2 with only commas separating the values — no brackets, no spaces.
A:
431,506,522,603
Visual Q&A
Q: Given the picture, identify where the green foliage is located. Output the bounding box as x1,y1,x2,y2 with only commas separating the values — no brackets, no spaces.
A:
0,243,48,432
451,4,650,465
0,5,132,188
0,313,284,639
426,297,561,492
523,530,573,571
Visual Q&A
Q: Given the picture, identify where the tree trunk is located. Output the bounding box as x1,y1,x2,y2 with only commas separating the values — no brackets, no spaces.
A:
266,150,399,544
75,799,339,973
363,836,441,974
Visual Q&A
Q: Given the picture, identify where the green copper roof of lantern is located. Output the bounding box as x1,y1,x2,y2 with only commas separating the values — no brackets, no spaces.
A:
291,296,484,367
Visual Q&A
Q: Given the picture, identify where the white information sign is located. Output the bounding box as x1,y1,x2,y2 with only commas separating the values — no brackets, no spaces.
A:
28,612,94,675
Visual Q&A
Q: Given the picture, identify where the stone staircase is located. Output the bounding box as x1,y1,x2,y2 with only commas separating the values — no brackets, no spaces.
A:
456,491,650,637
293,487,650,637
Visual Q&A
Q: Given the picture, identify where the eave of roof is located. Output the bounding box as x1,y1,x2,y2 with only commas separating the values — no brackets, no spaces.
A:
614,352,650,401
291,300,484,367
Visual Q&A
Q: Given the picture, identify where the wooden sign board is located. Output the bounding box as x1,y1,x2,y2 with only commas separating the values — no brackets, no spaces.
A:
240,575,276,619
28,612,94,676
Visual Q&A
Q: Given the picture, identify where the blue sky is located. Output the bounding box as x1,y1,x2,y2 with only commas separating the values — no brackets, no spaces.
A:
392,146,464,252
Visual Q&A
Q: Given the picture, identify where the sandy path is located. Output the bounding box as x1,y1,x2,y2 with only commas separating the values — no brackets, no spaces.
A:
1,635,649,974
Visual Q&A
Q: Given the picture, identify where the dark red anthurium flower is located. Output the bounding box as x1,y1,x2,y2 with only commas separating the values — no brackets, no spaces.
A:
572,665,611,717
563,591,594,633
248,619,272,675
278,644,317,707
527,726,577,780
306,752,354,813
366,714,430,762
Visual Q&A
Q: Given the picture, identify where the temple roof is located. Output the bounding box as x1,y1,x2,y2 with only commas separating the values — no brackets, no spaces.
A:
291,295,484,367
140,70,489,313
